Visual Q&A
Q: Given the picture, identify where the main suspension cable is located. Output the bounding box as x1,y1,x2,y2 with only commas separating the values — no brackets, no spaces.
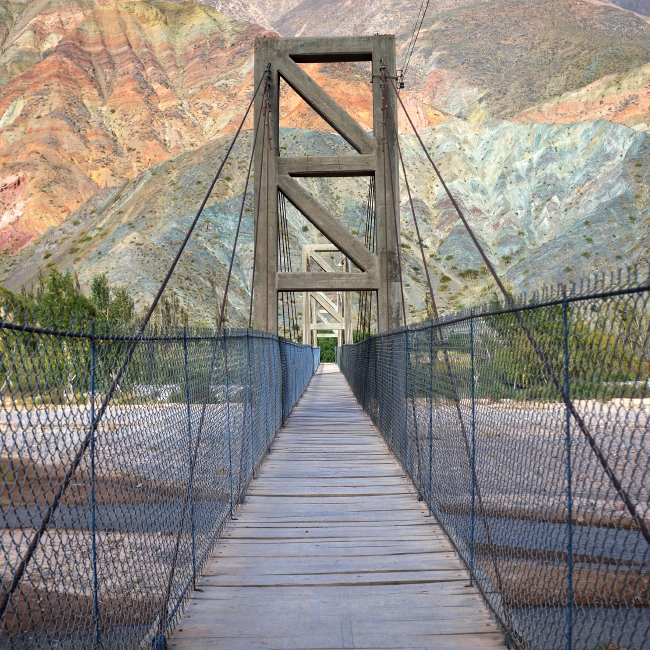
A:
402,0,430,82
389,77,509,300
389,75,650,546
0,73,267,621
219,67,270,328
381,70,407,328
383,79,438,319
249,80,271,329
383,69,517,640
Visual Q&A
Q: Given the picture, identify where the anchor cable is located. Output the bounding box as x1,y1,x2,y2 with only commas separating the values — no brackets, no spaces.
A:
0,73,267,621
219,68,269,328
402,0,431,82
382,69,516,638
389,75,650,546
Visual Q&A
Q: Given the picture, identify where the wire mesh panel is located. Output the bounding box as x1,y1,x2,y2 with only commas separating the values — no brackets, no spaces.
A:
339,268,650,650
0,297,315,649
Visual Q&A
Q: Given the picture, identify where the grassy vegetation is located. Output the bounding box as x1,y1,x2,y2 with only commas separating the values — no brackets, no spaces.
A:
317,332,337,363
478,296,650,401
1,270,194,406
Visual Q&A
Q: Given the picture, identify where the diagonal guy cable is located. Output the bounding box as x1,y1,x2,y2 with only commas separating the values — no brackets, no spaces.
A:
154,71,271,646
383,68,517,640
0,73,267,622
390,76,650,546
219,66,270,329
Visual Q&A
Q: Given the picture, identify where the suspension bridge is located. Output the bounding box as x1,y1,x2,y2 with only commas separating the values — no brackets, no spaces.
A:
1,35,649,650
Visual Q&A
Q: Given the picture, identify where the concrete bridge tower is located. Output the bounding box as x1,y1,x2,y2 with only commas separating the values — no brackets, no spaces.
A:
252,35,401,335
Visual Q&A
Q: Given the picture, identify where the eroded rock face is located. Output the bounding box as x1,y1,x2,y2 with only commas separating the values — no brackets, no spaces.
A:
4,118,648,323
207,0,303,30
0,1,269,252
2,0,650,323
0,0,448,253
514,64,650,131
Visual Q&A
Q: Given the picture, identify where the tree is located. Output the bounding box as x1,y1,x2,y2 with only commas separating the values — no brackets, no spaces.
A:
90,273,135,324
90,274,111,319
37,269,97,327
109,287,135,324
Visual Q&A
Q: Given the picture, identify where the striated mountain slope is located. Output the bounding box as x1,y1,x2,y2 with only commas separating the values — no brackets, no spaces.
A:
514,62,650,131
0,1,268,253
2,0,650,326
398,0,650,121
274,0,474,38
271,0,650,126
0,0,97,86
3,118,648,323
207,0,302,30
0,1,446,255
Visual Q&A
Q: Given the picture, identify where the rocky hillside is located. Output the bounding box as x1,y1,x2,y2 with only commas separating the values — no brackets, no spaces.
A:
610,0,650,16
0,1,268,253
3,116,648,324
2,0,650,326
207,0,301,30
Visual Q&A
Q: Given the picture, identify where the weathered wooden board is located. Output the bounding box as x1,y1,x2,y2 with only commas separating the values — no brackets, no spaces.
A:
169,364,504,649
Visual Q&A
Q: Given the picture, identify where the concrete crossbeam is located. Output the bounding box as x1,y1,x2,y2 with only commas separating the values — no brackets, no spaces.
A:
279,155,376,177
276,36,374,62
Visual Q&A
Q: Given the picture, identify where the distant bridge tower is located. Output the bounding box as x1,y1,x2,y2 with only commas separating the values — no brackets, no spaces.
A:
252,35,401,335
302,244,353,347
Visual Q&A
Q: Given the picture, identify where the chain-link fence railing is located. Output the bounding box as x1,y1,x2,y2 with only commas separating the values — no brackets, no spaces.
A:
338,268,650,650
0,297,316,649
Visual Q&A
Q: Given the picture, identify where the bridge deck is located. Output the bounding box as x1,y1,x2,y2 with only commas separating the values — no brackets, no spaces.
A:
170,364,504,649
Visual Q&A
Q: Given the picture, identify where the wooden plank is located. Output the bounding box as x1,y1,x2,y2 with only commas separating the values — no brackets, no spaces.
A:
169,364,504,649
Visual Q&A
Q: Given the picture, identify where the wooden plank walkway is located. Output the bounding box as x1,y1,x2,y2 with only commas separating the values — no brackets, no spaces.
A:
169,363,504,649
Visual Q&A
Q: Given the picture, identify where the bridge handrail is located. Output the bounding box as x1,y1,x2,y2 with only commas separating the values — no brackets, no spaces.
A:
0,305,316,648
338,265,650,650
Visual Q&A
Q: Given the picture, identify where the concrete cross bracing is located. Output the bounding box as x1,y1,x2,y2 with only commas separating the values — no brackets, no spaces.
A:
252,36,401,335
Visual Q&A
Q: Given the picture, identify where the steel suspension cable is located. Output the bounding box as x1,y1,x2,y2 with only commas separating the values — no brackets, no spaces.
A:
219,68,269,328
0,73,267,621
380,71,408,329
277,191,300,342
249,80,271,329
384,83,438,318
402,0,431,82
382,72,517,639
357,177,376,339
278,193,289,338
390,76,650,546
155,74,271,644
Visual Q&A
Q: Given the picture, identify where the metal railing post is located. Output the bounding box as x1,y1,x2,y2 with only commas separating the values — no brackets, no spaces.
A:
562,291,573,650
223,333,234,515
183,328,196,588
428,326,433,506
469,313,476,585
90,328,99,648
246,331,255,478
